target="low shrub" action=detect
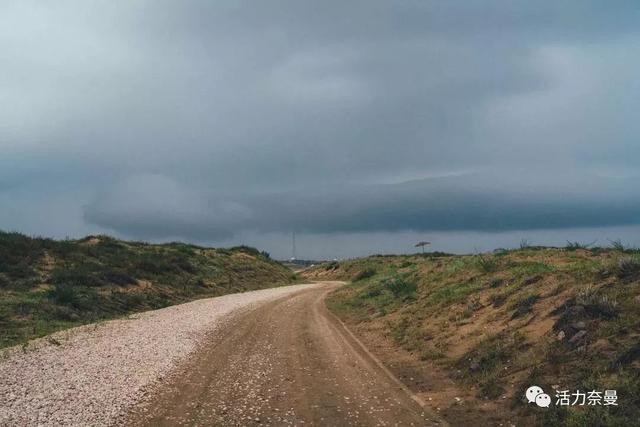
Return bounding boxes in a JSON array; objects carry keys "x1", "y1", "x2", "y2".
[
  {"x1": 359, "y1": 283, "x2": 384, "y2": 298},
  {"x1": 479, "y1": 374, "x2": 505, "y2": 399},
  {"x1": 353, "y1": 268, "x2": 376, "y2": 281},
  {"x1": 429, "y1": 281, "x2": 484, "y2": 305},
  {"x1": 615, "y1": 256, "x2": 640, "y2": 281},
  {"x1": 511, "y1": 295, "x2": 540, "y2": 319},
  {"x1": 0, "y1": 231, "x2": 44, "y2": 279},
  {"x1": 47, "y1": 284, "x2": 80, "y2": 306},
  {"x1": 489, "y1": 293, "x2": 507, "y2": 308},
  {"x1": 576, "y1": 286, "x2": 619, "y2": 319},
  {"x1": 565, "y1": 241, "x2": 594, "y2": 251},
  {"x1": 609, "y1": 239, "x2": 626, "y2": 252},
  {"x1": 458, "y1": 331, "x2": 527, "y2": 378},
  {"x1": 324, "y1": 261, "x2": 339, "y2": 270},
  {"x1": 466, "y1": 296, "x2": 482, "y2": 312},
  {"x1": 0, "y1": 262, "x2": 35, "y2": 280},
  {"x1": 51, "y1": 265, "x2": 104, "y2": 287},
  {"x1": 102, "y1": 270, "x2": 137, "y2": 285},
  {"x1": 476, "y1": 254, "x2": 498, "y2": 273},
  {"x1": 135, "y1": 255, "x2": 178, "y2": 275},
  {"x1": 554, "y1": 286, "x2": 619, "y2": 333},
  {"x1": 383, "y1": 276, "x2": 417, "y2": 298}
]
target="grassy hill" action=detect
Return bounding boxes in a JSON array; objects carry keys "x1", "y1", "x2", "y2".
[
  {"x1": 304, "y1": 246, "x2": 640, "y2": 426},
  {"x1": 0, "y1": 231, "x2": 295, "y2": 349}
]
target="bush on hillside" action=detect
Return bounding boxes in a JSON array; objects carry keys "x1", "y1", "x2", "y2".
[
  {"x1": 102, "y1": 270, "x2": 137, "y2": 285},
  {"x1": 353, "y1": 268, "x2": 376, "y2": 281},
  {"x1": 615, "y1": 257, "x2": 640, "y2": 281},
  {"x1": 47, "y1": 284, "x2": 80, "y2": 306},
  {"x1": 0, "y1": 231, "x2": 43, "y2": 279},
  {"x1": 51, "y1": 265, "x2": 105, "y2": 287},
  {"x1": 384, "y1": 276, "x2": 417, "y2": 298},
  {"x1": 476, "y1": 254, "x2": 498, "y2": 273}
]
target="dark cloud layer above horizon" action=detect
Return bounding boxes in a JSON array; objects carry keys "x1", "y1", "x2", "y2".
[
  {"x1": 2, "y1": 1, "x2": 640, "y2": 256},
  {"x1": 83, "y1": 171, "x2": 640, "y2": 240}
]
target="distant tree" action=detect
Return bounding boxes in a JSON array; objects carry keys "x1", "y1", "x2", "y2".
[{"x1": 415, "y1": 241, "x2": 431, "y2": 253}]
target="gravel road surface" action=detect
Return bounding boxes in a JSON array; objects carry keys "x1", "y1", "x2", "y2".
[
  {"x1": 127, "y1": 282, "x2": 442, "y2": 426},
  {"x1": 0, "y1": 283, "x2": 315, "y2": 426},
  {"x1": 1, "y1": 282, "x2": 443, "y2": 426}
]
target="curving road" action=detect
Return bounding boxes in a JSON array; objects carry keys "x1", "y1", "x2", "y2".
[{"x1": 127, "y1": 282, "x2": 443, "y2": 426}]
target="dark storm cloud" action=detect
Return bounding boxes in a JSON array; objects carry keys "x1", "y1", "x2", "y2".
[
  {"x1": 2, "y1": 1, "x2": 640, "y2": 250},
  {"x1": 84, "y1": 170, "x2": 640, "y2": 240}
]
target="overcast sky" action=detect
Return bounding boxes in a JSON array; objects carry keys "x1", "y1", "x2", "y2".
[{"x1": 2, "y1": 1, "x2": 640, "y2": 258}]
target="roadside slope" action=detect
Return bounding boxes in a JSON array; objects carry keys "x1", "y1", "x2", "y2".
[
  {"x1": 0, "y1": 283, "x2": 314, "y2": 426},
  {"x1": 304, "y1": 248, "x2": 640, "y2": 426},
  {"x1": 0, "y1": 231, "x2": 294, "y2": 348}
]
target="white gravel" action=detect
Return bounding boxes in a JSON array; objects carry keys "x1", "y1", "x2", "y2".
[{"x1": 0, "y1": 283, "x2": 316, "y2": 426}]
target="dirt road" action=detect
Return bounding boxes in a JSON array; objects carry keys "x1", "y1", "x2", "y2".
[{"x1": 128, "y1": 282, "x2": 443, "y2": 426}]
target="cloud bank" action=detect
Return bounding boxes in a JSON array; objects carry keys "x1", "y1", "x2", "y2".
[{"x1": 2, "y1": 1, "x2": 640, "y2": 255}]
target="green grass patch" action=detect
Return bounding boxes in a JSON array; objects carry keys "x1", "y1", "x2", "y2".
[
  {"x1": 383, "y1": 276, "x2": 417, "y2": 298},
  {"x1": 353, "y1": 268, "x2": 377, "y2": 282},
  {"x1": 475, "y1": 254, "x2": 498, "y2": 273},
  {"x1": 427, "y1": 281, "x2": 484, "y2": 305},
  {"x1": 508, "y1": 261, "x2": 554, "y2": 277}
]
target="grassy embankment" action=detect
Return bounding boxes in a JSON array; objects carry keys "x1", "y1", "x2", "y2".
[
  {"x1": 0, "y1": 231, "x2": 295, "y2": 349},
  {"x1": 305, "y1": 244, "x2": 640, "y2": 426}
]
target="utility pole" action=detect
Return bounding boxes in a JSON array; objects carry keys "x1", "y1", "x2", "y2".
[{"x1": 291, "y1": 231, "x2": 297, "y2": 261}]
